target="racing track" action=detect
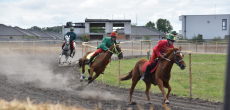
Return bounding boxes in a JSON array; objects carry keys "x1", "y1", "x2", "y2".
[{"x1": 0, "y1": 54, "x2": 223, "y2": 110}]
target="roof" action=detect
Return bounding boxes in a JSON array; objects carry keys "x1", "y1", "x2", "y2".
[
  {"x1": 85, "y1": 18, "x2": 131, "y2": 22},
  {"x1": 14, "y1": 27, "x2": 38, "y2": 37},
  {"x1": 0, "y1": 24, "x2": 27, "y2": 36},
  {"x1": 130, "y1": 26, "x2": 165, "y2": 36},
  {"x1": 29, "y1": 30, "x2": 53, "y2": 38},
  {"x1": 181, "y1": 14, "x2": 230, "y2": 16}
]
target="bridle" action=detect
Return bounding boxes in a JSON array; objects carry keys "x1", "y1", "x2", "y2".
[
  {"x1": 108, "y1": 44, "x2": 122, "y2": 58},
  {"x1": 163, "y1": 50, "x2": 184, "y2": 66},
  {"x1": 159, "y1": 50, "x2": 184, "y2": 79}
]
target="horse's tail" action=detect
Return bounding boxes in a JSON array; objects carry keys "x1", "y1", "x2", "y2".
[
  {"x1": 78, "y1": 58, "x2": 82, "y2": 67},
  {"x1": 120, "y1": 70, "x2": 133, "y2": 81}
]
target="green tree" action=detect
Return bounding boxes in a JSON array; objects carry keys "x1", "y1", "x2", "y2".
[
  {"x1": 144, "y1": 35, "x2": 151, "y2": 40},
  {"x1": 192, "y1": 34, "x2": 204, "y2": 42},
  {"x1": 156, "y1": 19, "x2": 173, "y2": 33},
  {"x1": 212, "y1": 36, "x2": 222, "y2": 41},
  {"x1": 81, "y1": 35, "x2": 90, "y2": 42},
  {"x1": 145, "y1": 21, "x2": 156, "y2": 29}
]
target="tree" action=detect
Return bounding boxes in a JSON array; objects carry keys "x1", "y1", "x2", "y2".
[
  {"x1": 212, "y1": 36, "x2": 222, "y2": 41},
  {"x1": 144, "y1": 35, "x2": 151, "y2": 40},
  {"x1": 145, "y1": 21, "x2": 156, "y2": 29},
  {"x1": 156, "y1": 19, "x2": 173, "y2": 33},
  {"x1": 192, "y1": 34, "x2": 204, "y2": 42}
]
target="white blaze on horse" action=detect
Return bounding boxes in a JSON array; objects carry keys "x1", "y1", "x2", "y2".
[{"x1": 59, "y1": 35, "x2": 76, "y2": 64}]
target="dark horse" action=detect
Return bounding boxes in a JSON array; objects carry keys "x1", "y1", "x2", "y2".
[
  {"x1": 78, "y1": 42, "x2": 123, "y2": 84},
  {"x1": 120, "y1": 46, "x2": 186, "y2": 104}
]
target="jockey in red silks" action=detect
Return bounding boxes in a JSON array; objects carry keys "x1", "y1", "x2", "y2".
[
  {"x1": 88, "y1": 31, "x2": 117, "y2": 67},
  {"x1": 141, "y1": 32, "x2": 177, "y2": 81},
  {"x1": 62, "y1": 27, "x2": 77, "y2": 57}
]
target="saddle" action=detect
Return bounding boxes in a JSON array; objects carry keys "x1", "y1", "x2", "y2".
[
  {"x1": 141, "y1": 59, "x2": 159, "y2": 73},
  {"x1": 85, "y1": 52, "x2": 101, "y2": 64}
]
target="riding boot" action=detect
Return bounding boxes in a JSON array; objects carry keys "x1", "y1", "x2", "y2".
[
  {"x1": 70, "y1": 49, "x2": 73, "y2": 57},
  {"x1": 141, "y1": 65, "x2": 151, "y2": 81},
  {"x1": 88, "y1": 57, "x2": 93, "y2": 67}
]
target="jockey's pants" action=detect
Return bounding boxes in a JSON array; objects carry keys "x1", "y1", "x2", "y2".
[
  {"x1": 91, "y1": 48, "x2": 110, "y2": 66},
  {"x1": 62, "y1": 42, "x2": 74, "y2": 52}
]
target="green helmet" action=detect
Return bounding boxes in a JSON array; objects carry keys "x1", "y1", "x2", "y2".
[
  {"x1": 70, "y1": 27, "x2": 74, "y2": 31},
  {"x1": 167, "y1": 32, "x2": 176, "y2": 41}
]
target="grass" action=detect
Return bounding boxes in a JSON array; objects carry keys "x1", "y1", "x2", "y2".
[{"x1": 80, "y1": 54, "x2": 226, "y2": 102}]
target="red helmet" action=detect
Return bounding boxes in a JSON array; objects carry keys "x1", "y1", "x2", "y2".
[{"x1": 111, "y1": 31, "x2": 118, "y2": 37}]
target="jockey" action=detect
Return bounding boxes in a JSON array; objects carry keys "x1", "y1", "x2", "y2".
[
  {"x1": 141, "y1": 31, "x2": 177, "y2": 81},
  {"x1": 88, "y1": 31, "x2": 117, "y2": 67},
  {"x1": 62, "y1": 27, "x2": 77, "y2": 56}
]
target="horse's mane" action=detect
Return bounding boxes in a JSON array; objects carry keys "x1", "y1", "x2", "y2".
[{"x1": 164, "y1": 47, "x2": 179, "y2": 58}]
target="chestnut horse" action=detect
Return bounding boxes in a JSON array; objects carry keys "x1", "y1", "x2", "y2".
[
  {"x1": 78, "y1": 43, "x2": 123, "y2": 84},
  {"x1": 120, "y1": 46, "x2": 186, "y2": 104}
]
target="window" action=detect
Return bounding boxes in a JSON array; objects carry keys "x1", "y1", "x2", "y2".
[{"x1": 222, "y1": 19, "x2": 227, "y2": 30}]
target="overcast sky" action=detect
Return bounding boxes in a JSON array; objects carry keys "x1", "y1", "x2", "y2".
[{"x1": 0, "y1": 0, "x2": 229, "y2": 32}]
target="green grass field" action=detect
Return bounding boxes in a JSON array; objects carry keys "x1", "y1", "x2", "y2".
[{"x1": 80, "y1": 54, "x2": 226, "y2": 102}]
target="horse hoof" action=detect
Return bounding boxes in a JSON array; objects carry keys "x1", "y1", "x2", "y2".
[
  {"x1": 88, "y1": 77, "x2": 92, "y2": 80},
  {"x1": 129, "y1": 102, "x2": 136, "y2": 105},
  {"x1": 147, "y1": 101, "x2": 152, "y2": 104},
  {"x1": 165, "y1": 100, "x2": 170, "y2": 104}
]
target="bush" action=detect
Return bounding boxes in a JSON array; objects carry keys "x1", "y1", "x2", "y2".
[
  {"x1": 144, "y1": 35, "x2": 151, "y2": 40},
  {"x1": 212, "y1": 36, "x2": 222, "y2": 41},
  {"x1": 81, "y1": 35, "x2": 90, "y2": 42},
  {"x1": 192, "y1": 34, "x2": 204, "y2": 42}
]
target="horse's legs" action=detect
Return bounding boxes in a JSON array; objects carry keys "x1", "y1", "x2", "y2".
[
  {"x1": 145, "y1": 82, "x2": 152, "y2": 103},
  {"x1": 88, "y1": 72, "x2": 100, "y2": 84},
  {"x1": 129, "y1": 73, "x2": 140, "y2": 104},
  {"x1": 165, "y1": 83, "x2": 171, "y2": 100},
  {"x1": 80, "y1": 59, "x2": 86, "y2": 80},
  {"x1": 88, "y1": 68, "x2": 94, "y2": 81},
  {"x1": 157, "y1": 79, "x2": 168, "y2": 103}
]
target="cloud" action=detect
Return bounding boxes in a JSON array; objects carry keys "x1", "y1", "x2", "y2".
[{"x1": 0, "y1": 0, "x2": 229, "y2": 32}]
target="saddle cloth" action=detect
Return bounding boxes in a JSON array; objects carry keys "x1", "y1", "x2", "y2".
[
  {"x1": 86, "y1": 52, "x2": 110, "y2": 65},
  {"x1": 141, "y1": 61, "x2": 159, "y2": 73}
]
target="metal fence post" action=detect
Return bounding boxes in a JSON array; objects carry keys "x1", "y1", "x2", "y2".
[
  {"x1": 216, "y1": 41, "x2": 218, "y2": 53},
  {"x1": 203, "y1": 42, "x2": 205, "y2": 52},
  {"x1": 49, "y1": 40, "x2": 50, "y2": 53},
  {"x1": 206, "y1": 41, "x2": 207, "y2": 53}
]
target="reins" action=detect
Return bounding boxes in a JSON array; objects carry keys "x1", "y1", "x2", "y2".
[
  {"x1": 160, "y1": 50, "x2": 184, "y2": 79},
  {"x1": 108, "y1": 44, "x2": 122, "y2": 57}
]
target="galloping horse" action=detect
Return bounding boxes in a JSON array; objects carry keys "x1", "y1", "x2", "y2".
[
  {"x1": 59, "y1": 35, "x2": 75, "y2": 64},
  {"x1": 78, "y1": 42, "x2": 123, "y2": 84},
  {"x1": 120, "y1": 46, "x2": 186, "y2": 104}
]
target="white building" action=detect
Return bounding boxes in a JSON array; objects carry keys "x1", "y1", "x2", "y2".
[{"x1": 179, "y1": 14, "x2": 230, "y2": 39}]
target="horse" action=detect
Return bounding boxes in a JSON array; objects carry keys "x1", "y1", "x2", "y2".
[
  {"x1": 59, "y1": 35, "x2": 75, "y2": 64},
  {"x1": 119, "y1": 46, "x2": 186, "y2": 104},
  {"x1": 78, "y1": 42, "x2": 123, "y2": 84}
]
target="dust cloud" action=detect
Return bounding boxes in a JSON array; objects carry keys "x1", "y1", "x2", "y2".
[{"x1": 0, "y1": 53, "x2": 73, "y2": 90}]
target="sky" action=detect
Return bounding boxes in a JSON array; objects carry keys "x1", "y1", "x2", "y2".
[{"x1": 0, "y1": 0, "x2": 229, "y2": 32}]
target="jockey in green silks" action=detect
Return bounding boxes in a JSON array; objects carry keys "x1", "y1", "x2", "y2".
[{"x1": 88, "y1": 31, "x2": 118, "y2": 67}]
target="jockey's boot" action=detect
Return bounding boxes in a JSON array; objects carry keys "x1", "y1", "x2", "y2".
[
  {"x1": 88, "y1": 57, "x2": 93, "y2": 67},
  {"x1": 141, "y1": 64, "x2": 151, "y2": 81},
  {"x1": 70, "y1": 49, "x2": 73, "y2": 57}
]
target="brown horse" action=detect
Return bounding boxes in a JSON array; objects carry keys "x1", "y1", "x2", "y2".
[
  {"x1": 120, "y1": 46, "x2": 186, "y2": 104},
  {"x1": 78, "y1": 42, "x2": 123, "y2": 84}
]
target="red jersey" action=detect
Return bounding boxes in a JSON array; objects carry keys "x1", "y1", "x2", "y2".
[{"x1": 153, "y1": 40, "x2": 174, "y2": 57}]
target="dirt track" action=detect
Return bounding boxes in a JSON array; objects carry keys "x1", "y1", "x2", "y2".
[{"x1": 0, "y1": 54, "x2": 223, "y2": 110}]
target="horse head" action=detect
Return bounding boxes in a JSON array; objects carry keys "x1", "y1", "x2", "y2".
[
  {"x1": 65, "y1": 35, "x2": 70, "y2": 45},
  {"x1": 173, "y1": 46, "x2": 186, "y2": 70},
  {"x1": 109, "y1": 42, "x2": 123, "y2": 59}
]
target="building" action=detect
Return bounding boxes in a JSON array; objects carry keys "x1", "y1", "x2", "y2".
[
  {"x1": 0, "y1": 24, "x2": 62, "y2": 40},
  {"x1": 129, "y1": 26, "x2": 165, "y2": 40},
  {"x1": 0, "y1": 24, "x2": 27, "y2": 41},
  {"x1": 62, "y1": 18, "x2": 131, "y2": 40},
  {"x1": 179, "y1": 14, "x2": 230, "y2": 39}
]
